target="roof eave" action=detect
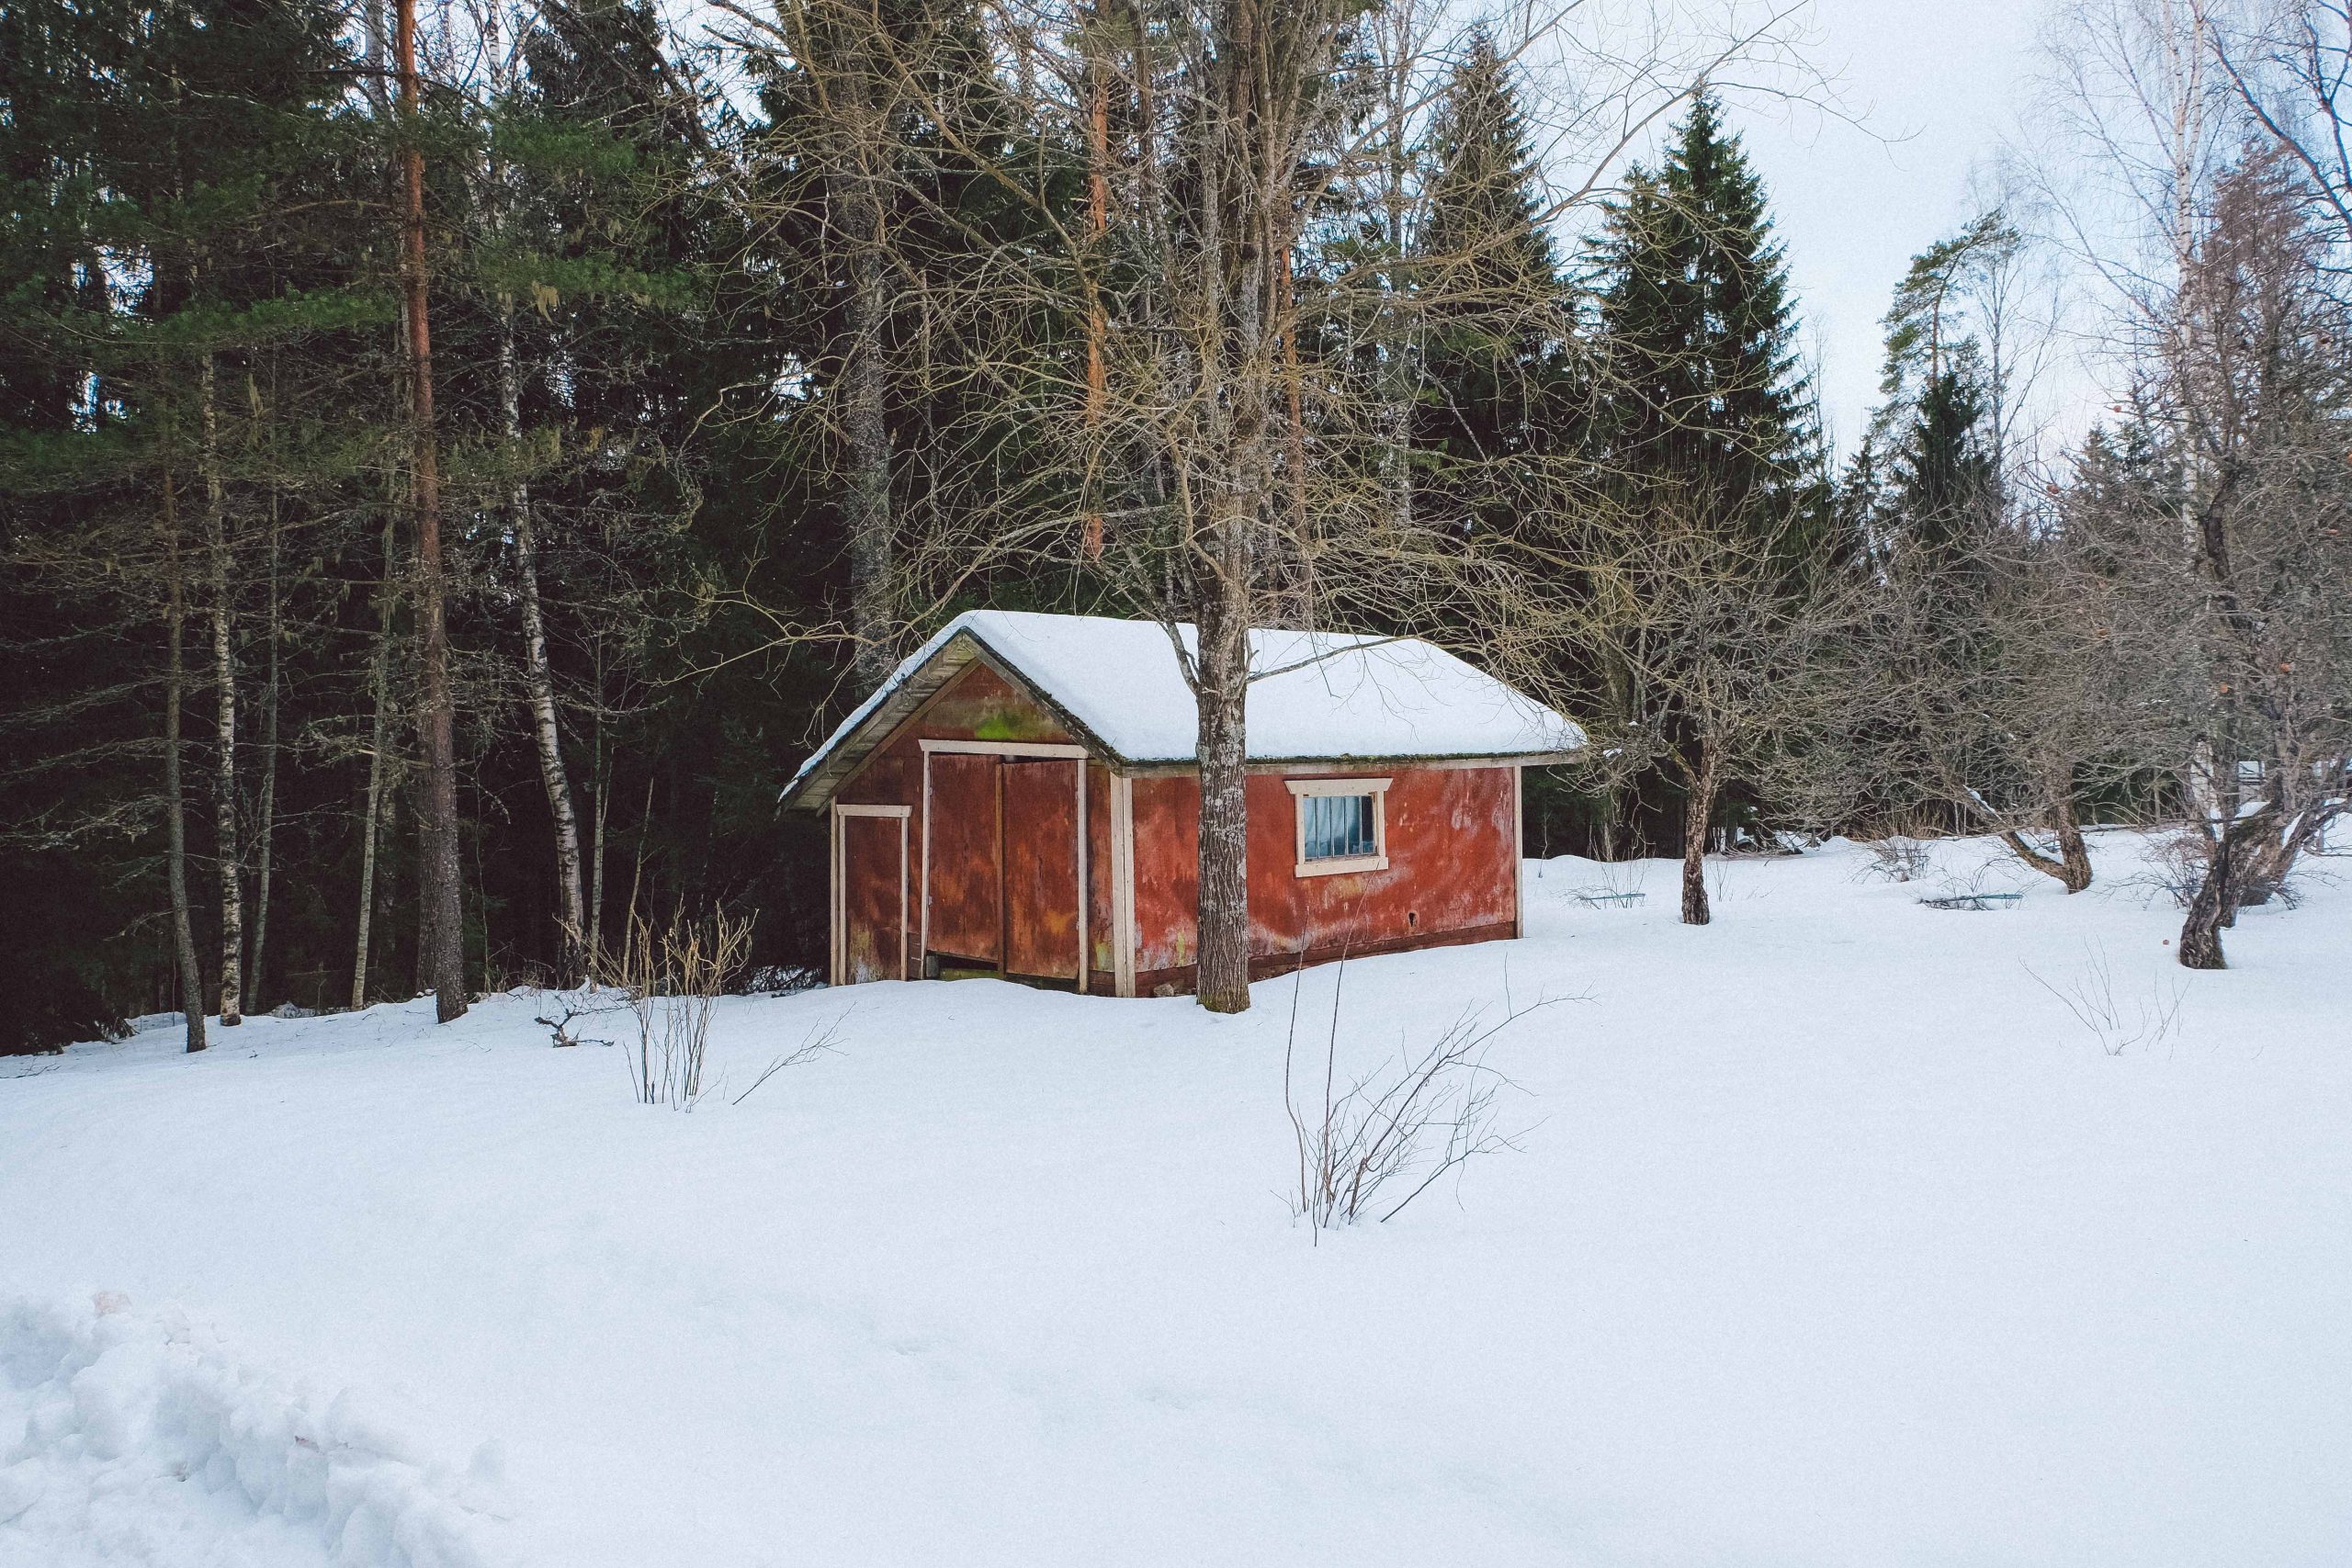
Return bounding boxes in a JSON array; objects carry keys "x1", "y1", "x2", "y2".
[{"x1": 779, "y1": 626, "x2": 1135, "y2": 814}]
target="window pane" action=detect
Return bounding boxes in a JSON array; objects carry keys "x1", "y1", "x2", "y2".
[{"x1": 1303, "y1": 793, "x2": 1375, "y2": 861}]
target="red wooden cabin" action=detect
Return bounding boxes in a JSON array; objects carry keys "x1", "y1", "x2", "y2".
[{"x1": 781, "y1": 613, "x2": 1583, "y2": 996}]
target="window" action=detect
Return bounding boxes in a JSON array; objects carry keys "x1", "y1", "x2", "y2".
[
  {"x1": 1288, "y1": 776, "x2": 1390, "y2": 876},
  {"x1": 1302, "y1": 793, "x2": 1376, "y2": 860}
]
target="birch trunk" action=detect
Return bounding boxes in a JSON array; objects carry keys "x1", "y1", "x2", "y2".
[
  {"x1": 397, "y1": 0, "x2": 468, "y2": 1022},
  {"x1": 163, "y1": 473, "x2": 209, "y2": 1054},
  {"x1": 202, "y1": 354, "x2": 243, "y2": 1026},
  {"x1": 501, "y1": 310, "x2": 587, "y2": 978},
  {"x1": 352, "y1": 630, "x2": 391, "y2": 1010}
]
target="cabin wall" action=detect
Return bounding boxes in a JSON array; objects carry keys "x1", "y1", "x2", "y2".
[
  {"x1": 834, "y1": 660, "x2": 1112, "y2": 987},
  {"x1": 1128, "y1": 763, "x2": 1520, "y2": 995},
  {"x1": 828, "y1": 660, "x2": 1524, "y2": 995}
]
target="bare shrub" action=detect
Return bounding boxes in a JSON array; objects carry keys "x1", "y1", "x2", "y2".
[
  {"x1": 1283, "y1": 962, "x2": 1566, "y2": 1240},
  {"x1": 560, "y1": 910, "x2": 757, "y2": 1108},
  {"x1": 2024, "y1": 942, "x2": 2188, "y2": 1055},
  {"x1": 1857, "y1": 836, "x2": 1933, "y2": 884},
  {"x1": 729, "y1": 1014, "x2": 844, "y2": 1106},
  {"x1": 2129, "y1": 830, "x2": 2210, "y2": 910},
  {"x1": 535, "y1": 992, "x2": 620, "y2": 1050},
  {"x1": 1566, "y1": 858, "x2": 1647, "y2": 907}
]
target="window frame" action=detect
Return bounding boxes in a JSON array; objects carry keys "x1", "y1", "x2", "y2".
[{"x1": 1287, "y1": 775, "x2": 1391, "y2": 877}]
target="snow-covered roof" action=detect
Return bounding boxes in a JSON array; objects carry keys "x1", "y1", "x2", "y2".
[{"x1": 784, "y1": 611, "x2": 1583, "y2": 808}]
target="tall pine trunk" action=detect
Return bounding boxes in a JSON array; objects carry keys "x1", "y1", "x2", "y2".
[
  {"x1": 501, "y1": 310, "x2": 587, "y2": 979},
  {"x1": 162, "y1": 472, "x2": 208, "y2": 1054},
  {"x1": 397, "y1": 0, "x2": 468, "y2": 1022},
  {"x1": 202, "y1": 354, "x2": 243, "y2": 1026}
]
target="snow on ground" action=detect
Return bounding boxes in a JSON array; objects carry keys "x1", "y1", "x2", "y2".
[{"x1": 4, "y1": 831, "x2": 2348, "y2": 1567}]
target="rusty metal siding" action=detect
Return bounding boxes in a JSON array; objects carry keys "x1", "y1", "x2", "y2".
[{"x1": 1128, "y1": 764, "x2": 1519, "y2": 990}]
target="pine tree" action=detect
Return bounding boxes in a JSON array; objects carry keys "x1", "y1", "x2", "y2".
[
  {"x1": 1856, "y1": 210, "x2": 2018, "y2": 559},
  {"x1": 1592, "y1": 90, "x2": 1817, "y2": 544},
  {"x1": 1412, "y1": 30, "x2": 1573, "y2": 541}
]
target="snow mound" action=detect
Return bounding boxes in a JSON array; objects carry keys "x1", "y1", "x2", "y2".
[{"x1": 0, "y1": 1294, "x2": 507, "y2": 1568}]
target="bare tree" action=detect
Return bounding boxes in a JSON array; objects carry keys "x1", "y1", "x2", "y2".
[
  {"x1": 711, "y1": 0, "x2": 1822, "y2": 1006},
  {"x1": 2211, "y1": 0, "x2": 2352, "y2": 244},
  {"x1": 1537, "y1": 496, "x2": 1863, "y2": 925},
  {"x1": 2072, "y1": 153, "x2": 2352, "y2": 964}
]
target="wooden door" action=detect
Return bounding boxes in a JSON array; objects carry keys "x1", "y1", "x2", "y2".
[
  {"x1": 1001, "y1": 759, "x2": 1081, "y2": 980},
  {"x1": 833, "y1": 807, "x2": 908, "y2": 984},
  {"x1": 925, "y1": 752, "x2": 1001, "y2": 964}
]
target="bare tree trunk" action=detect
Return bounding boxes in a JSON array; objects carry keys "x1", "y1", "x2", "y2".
[
  {"x1": 1193, "y1": 604, "x2": 1253, "y2": 1011},
  {"x1": 1679, "y1": 742, "x2": 1718, "y2": 927},
  {"x1": 2236, "y1": 781, "x2": 2337, "y2": 907},
  {"x1": 2177, "y1": 834, "x2": 2235, "y2": 969},
  {"x1": 162, "y1": 472, "x2": 208, "y2": 1054},
  {"x1": 1276, "y1": 246, "x2": 1314, "y2": 622},
  {"x1": 588, "y1": 685, "x2": 609, "y2": 964},
  {"x1": 1375, "y1": 19, "x2": 1415, "y2": 541},
  {"x1": 248, "y1": 488, "x2": 281, "y2": 1009},
  {"x1": 501, "y1": 310, "x2": 587, "y2": 979},
  {"x1": 2178, "y1": 799, "x2": 2276, "y2": 969},
  {"x1": 202, "y1": 355, "x2": 243, "y2": 1026},
  {"x1": 2000, "y1": 785, "x2": 2093, "y2": 893},
  {"x1": 837, "y1": 105, "x2": 896, "y2": 696},
  {"x1": 398, "y1": 0, "x2": 468, "y2": 1022},
  {"x1": 1080, "y1": 2, "x2": 1110, "y2": 560}
]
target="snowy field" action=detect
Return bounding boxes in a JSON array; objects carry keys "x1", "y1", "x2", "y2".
[{"x1": 4, "y1": 832, "x2": 2348, "y2": 1568}]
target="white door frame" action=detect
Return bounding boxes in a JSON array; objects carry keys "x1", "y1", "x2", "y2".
[
  {"x1": 916, "y1": 740, "x2": 1091, "y2": 990},
  {"x1": 831, "y1": 803, "x2": 910, "y2": 986}
]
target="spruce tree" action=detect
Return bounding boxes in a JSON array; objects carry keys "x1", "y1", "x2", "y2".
[
  {"x1": 1592, "y1": 89, "x2": 1817, "y2": 541},
  {"x1": 1413, "y1": 30, "x2": 1573, "y2": 539},
  {"x1": 1577, "y1": 90, "x2": 1826, "y2": 885}
]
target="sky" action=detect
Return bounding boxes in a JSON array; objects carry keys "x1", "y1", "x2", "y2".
[{"x1": 1728, "y1": 0, "x2": 2065, "y2": 459}]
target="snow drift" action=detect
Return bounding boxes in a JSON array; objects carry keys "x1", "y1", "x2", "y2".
[{"x1": 0, "y1": 1294, "x2": 506, "y2": 1568}]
